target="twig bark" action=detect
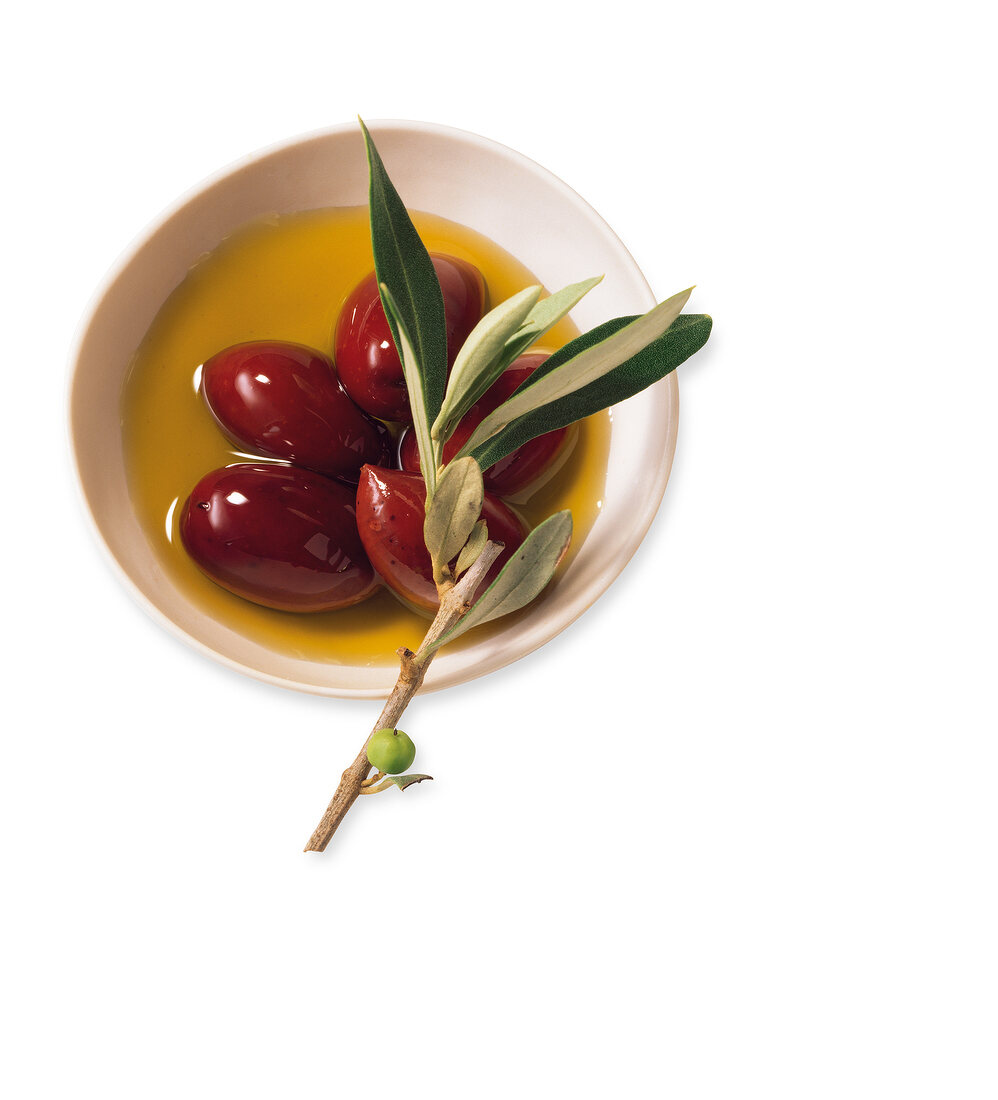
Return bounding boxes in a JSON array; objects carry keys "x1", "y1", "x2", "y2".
[{"x1": 303, "y1": 541, "x2": 505, "y2": 853}]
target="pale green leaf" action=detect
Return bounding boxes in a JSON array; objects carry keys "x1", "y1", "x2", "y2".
[
  {"x1": 454, "y1": 519, "x2": 488, "y2": 578},
  {"x1": 426, "y1": 511, "x2": 573, "y2": 652},
  {"x1": 471, "y1": 312, "x2": 712, "y2": 470},
  {"x1": 423, "y1": 457, "x2": 484, "y2": 576},
  {"x1": 486, "y1": 276, "x2": 604, "y2": 382},
  {"x1": 432, "y1": 286, "x2": 541, "y2": 443},
  {"x1": 433, "y1": 278, "x2": 602, "y2": 445},
  {"x1": 387, "y1": 773, "x2": 433, "y2": 791},
  {"x1": 458, "y1": 287, "x2": 693, "y2": 459},
  {"x1": 506, "y1": 276, "x2": 603, "y2": 358}
]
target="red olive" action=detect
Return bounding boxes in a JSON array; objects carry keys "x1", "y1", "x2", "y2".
[
  {"x1": 399, "y1": 353, "x2": 569, "y2": 496},
  {"x1": 334, "y1": 254, "x2": 486, "y2": 422},
  {"x1": 355, "y1": 466, "x2": 526, "y2": 612},
  {"x1": 180, "y1": 463, "x2": 378, "y2": 612},
  {"x1": 200, "y1": 341, "x2": 391, "y2": 482}
]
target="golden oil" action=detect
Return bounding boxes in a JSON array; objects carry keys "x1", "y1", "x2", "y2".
[{"x1": 122, "y1": 207, "x2": 609, "y2": 666}]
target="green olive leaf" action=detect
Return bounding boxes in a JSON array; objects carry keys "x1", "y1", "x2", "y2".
[
  {"x1": 500, "y1": 275, "x2": 603, "y2": 366},
  {"x1": 426, "y1": 510, "x2": 573, "y2": 652},
  {"x1": 387, "y1": 773, "x2": 433, "y2": 791},
  {"x1": 454, "y1": 519, "x2": 488, "y2": 578},
  {"x1": 433, "y1": 277, "x2": 603, "y2": 446},
  {"x1": 424, "y1": 457, "x2": 484, "y2": 578},
  {"x1": 379, "y1": 284, "x2": 439, "y2": 498},
  {"x1": 456, "y1": 286, "x2": 694, "y2": 460},
  {"x1": 471, "y1": 312, "x2": 713, "y2": 470},
  {"x1": 360, "y1": 118, "x2": 447, "y2": 447},
  {"x1": 432, "y1": 286, "x2": 542, "y2": 443},
  {"x1": 362, "y1": 773, "x2": 435, "y2": 795}
]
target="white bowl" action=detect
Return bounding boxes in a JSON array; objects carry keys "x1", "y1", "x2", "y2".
[{"x1": 69, "y1": 121, "x2": 677, "y2": 698}]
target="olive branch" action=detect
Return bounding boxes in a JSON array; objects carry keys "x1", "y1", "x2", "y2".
[{"x1": 304, "y1": 120, "x2": 711, "y2": 851}]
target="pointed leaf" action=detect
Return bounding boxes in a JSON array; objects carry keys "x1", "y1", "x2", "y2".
[
  {"x1": 380, "y1": 284, "x2": 439, "y2": 498},
  {"x1": 454, "y1": 519, "x2": 488, "y2": 578},
  {"x1": 484, "y1": 275, "x2": 605, "y2": 385},
  {"x1": 458, "y1": 287, "x2": 693, "y2": 458},
  {"x1": 432, "y1": 286, "x2": 542, "y2": 442},
  {"x1": 426, "y1": 511, "x2": 573, "y2": 652},
  {"x1": 387, "y1": 773, "x2": 433, "y2": 791},
  {"x1": 508, "y1": 276, "x2": 603, "y2": 355},
  {"x1": 360, "y1": 119, "x2": 448, "y2": 428},
  {"x1": 471, "y1": 312, "x2": 712, "y2": 470},
  {"x1": 424, "y1": 457, "x2": 484, "y2": 573}
]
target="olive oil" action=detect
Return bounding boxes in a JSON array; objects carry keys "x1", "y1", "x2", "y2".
[{"x1": 122, "y1": 207, "x2": 609, "y2": 666}]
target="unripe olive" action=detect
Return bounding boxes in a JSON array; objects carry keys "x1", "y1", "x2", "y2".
[{"x1": 366, "y1": 728, "x2": 416, "y2": 775}]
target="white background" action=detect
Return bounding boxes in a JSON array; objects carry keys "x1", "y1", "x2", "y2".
[{"x1": 3, "y1": 2, "x2": 995, "y2": 1097}]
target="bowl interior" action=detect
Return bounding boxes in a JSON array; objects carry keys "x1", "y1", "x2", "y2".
[{"x1": 69, "y1": 121, "x2": 676, "y2": 698}]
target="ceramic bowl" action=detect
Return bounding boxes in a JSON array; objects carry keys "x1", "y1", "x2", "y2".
[{"x1": 69, "y1": 120, "x2": 677, "y2": 698}]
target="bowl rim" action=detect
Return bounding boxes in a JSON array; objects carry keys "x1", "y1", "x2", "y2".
[{"x1": 68, "y1": 119, "x2": 678, "y2": 698}]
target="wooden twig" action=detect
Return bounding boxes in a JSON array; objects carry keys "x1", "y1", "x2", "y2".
[{"x1": 303, "y1": 541, "x2": 504, "y2": 852}]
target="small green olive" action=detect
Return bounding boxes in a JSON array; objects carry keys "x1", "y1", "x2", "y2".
[{"x1": 366, "y1": 728, "x2": 416, "y2": 775}]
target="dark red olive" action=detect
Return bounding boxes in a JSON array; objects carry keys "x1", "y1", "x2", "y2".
[
  {"x1": 200, "y1": 341, "x2": 392, "y2": 482},
  {"x1": 180, "y1": 463, "x2": 378, "y2": 612},
  {"x1": 355, "y1": 466, "x2": 526, "y2": 612},
  {"x1": 399, "y1": 353, "x2": 570, "y2": 496},
  {"x1": 334, "y1": 254, "x2": 486, "y2": 422}
]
